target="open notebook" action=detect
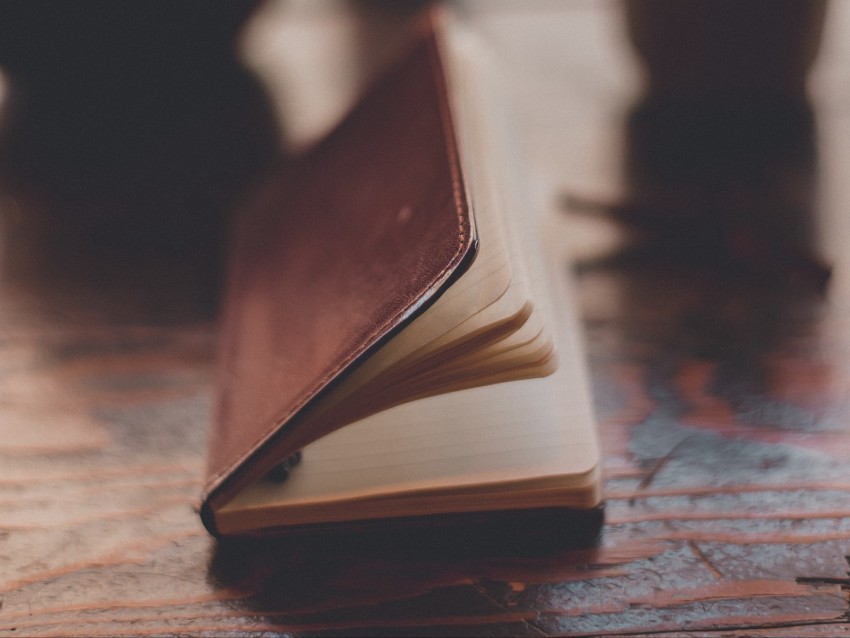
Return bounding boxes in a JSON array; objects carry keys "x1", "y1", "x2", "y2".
[{"x1": 201, "y1": 11, "x2": 602, "y2": 537}]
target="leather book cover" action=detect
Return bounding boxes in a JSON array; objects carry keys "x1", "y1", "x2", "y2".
[{"x1": 202, "y1": 15, "x2": 477, "y2": 521}]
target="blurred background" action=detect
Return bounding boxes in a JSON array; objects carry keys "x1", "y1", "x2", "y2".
[{"x1": 0, "y1": 0, "x2": 846, "y2": 316}]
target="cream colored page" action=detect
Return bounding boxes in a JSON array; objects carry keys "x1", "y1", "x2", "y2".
[
  {"x1": 221, "y1": 357, "x2": 598, "y2": 516},
  {"x1": 394, "y1": 312, "x2": 552, "y2": 390},
  {"x1": 477, "y1": 8, "x2": 601, "y2": 478}
]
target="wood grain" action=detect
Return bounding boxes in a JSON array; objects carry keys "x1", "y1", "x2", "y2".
[{"x1": 3, "y1": 1, "x2": 850, "y2": 636}]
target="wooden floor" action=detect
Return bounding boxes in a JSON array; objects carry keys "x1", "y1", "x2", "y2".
[{"x1": 3, "y1": 1, "x2": 850, "y2": 636}]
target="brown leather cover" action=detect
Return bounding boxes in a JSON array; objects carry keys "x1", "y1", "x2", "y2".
[{"x1": 202, "y1": 17, "x2": 476, "y2": 521}]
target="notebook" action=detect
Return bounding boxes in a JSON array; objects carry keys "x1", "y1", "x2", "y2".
[{"x1": 201, "y1": 10, "x2": 602, "y2": 538}]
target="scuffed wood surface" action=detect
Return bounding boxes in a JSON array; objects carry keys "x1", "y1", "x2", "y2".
[{"x1": 4, "y1": 1, "x2": 850, "y2": 636}]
